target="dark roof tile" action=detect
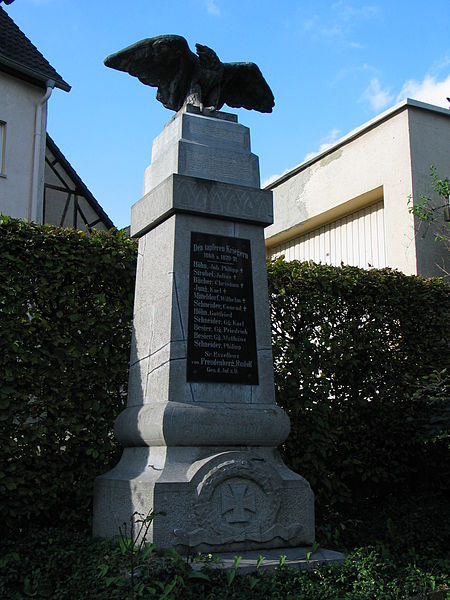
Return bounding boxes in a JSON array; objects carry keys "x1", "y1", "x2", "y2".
[{"x1": 0, "y1": 6, "x2": 70, "y2": 91}]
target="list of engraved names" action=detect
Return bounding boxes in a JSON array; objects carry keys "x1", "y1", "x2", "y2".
[{"x1": 187, "y1": 232, "x2": 258, "y2": 384}]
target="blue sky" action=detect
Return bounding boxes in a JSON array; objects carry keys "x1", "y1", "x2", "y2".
[{"x1": 5, "y1": 0, "x2": 450, "y2": 228}]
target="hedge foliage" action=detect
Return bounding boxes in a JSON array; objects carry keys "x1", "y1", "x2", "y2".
[
  {"x1": 267, "y1": 258, "x2": 450, "y2": 518},
  {"x1": 2, "y1": 525, "x2": 449, "y2": 599},
  {"x1": 1, "y1": 216, "x2": 449, "y2": 536},
  {"x1": 0, "y1": 216, "x2": 137, "y2": 533}
]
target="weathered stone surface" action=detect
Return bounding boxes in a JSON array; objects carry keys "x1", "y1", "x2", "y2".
[
  {"x1": 93, "y1": 108, "x2": 315, "y2": 552},
  {"x1": 114, "y1": 402, "x2": 290, "y2": 447},
  {"x1": 94, "y1": 448, "x2": 314, "y2": 552},
  {"x1": 127, "y1": 212, "x2": 277, "y2": 411},
  {"x1": 142, "y1": 107, "x2": 261, "y2": 194},
  {"x1": 133, "y1": 175, "x2": 273, "y2": 238}
]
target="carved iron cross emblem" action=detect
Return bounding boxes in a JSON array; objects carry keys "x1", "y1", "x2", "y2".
[{"x1": 220, "y1": 480, "x2": 256, "y2": 524}]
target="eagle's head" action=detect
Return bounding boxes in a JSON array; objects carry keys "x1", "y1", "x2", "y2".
[{"x1": 195, "y1": 44, "x2": 221, "y2": 70}]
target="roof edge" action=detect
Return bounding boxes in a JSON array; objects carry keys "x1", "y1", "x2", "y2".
[
  {"x1": 266, "y1": 98, "x2": 450, "y2": 190},
  {"x1": 0, "y1": 53, "x2": 71, "y2": 91},
  {"x1": 46, "y1": 134, "x2": 115, "y2": 229}
]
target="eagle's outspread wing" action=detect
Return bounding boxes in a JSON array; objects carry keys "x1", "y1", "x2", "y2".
[
  {"x1": 218, "y1": 62, "x2": 275, "y2": 113},
  {"x1": 104, "y1": 35, "x2": 275, "y2": 114},
  {"x1": 104, "y1": 35, "x2": 197, "y2": 111}
]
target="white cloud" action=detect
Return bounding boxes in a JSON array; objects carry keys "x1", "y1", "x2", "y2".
[
  {"x1": 263, "y1": 128, "x2": 343, "y2": 188},
  {"x1": 331, "y1": 1, "x2": 380, "y2": 23},
  {"x1": 263, "y1": 128, "x2": 344, "y2": 188},
  {"x1": 360, "y1": 78, "x2": 394, "y2": 112},
  {"x1": 262, "y1": 168, "x2": 293, "y2": 188},
  {"x1": 315, "y1": 2, "x2": 380, "y2": 39},
  {"x1": 348, "y1": 41, "x2": 365, "y2": 49},
  {"x1": 396, "y1": 73, "x2": 450, "y2": 108},
  {"x1": 303, "y1": 128, "x2": 342, "y2": 161},
  {"x1": 205, "y1": 0, "x2": 220, "y2": 16},
  {"x1": 331, "y1": 62, "x2": 377, "y2": 87},
  {"x1": 360, "y1": 70, "x2": 450, "y2": 114},
  {"x1": 302, "y1": 16, "x2": 319, "y2": 32}
]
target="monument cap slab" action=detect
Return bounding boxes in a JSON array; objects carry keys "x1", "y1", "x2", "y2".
[{"x1": 143, "y1": 107, "x2": 260, "y2": 193}]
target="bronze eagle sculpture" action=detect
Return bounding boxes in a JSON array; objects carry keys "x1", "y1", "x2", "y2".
[{"x1": 104, "y1": 34, "x2": 274, "y2": 113}]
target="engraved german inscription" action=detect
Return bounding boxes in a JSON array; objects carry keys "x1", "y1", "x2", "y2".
[{"x1": 187, "y1": 232, "x2": 258, "y2": 384}]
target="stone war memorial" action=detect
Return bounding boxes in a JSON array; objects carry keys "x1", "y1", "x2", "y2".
[{"x1": 93, "y1": 34, "x2": 320, "y2": 561}]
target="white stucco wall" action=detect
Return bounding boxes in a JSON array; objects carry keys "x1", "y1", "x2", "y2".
[
  {"x1": 408, "y1": 105, "x2": 450, "y2": 277},
  {"x1": 0, "y1": 71, "x2": 47, "y2": 221},
  {"x1": 265, "y1": 101, "x2": 449, "y2": 276}
]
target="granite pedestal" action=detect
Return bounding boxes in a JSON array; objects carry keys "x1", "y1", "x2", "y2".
[{"x1": 93, "y1": 105, "x2": 315, "y2": 554}]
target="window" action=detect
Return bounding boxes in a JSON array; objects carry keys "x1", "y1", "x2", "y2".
[{"x1": 0, "y1": 121, "x2": 5, "y2": 176}]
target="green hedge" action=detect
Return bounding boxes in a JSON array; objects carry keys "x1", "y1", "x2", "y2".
[
  {"x1": 1, "y1": 217, "x2": 449, "y2": 534},
  {"x1": 267, "y1": 258, "x2": 450, "y2": 517},
  {"x1": 2, "y1": 526, "x2": 449, "y2": 599},
  {"x1": 0, "y1": 216, "x2": 137, "y2": 533}
]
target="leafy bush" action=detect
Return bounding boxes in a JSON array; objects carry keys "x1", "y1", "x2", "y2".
[
  {"x1": 1, "y1": 524, "x2": 449, "y2": 599},
  {"x1": 408, "y1": 165, "x2": 450, "y2": 262},
  {"x1": 410, "y1": 368, "x2": 450, "y2": 446},
  {"x1": 0, "y1": 216, "x2": 137, "y2": 533},
  {"x1": 2, "y1": 217, "x2": 449, "y2": 544},
  {"x1": 267, "y1": 258, "x2": 450, "y2": 517}
]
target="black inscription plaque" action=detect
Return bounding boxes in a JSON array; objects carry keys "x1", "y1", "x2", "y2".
[{"x1": 187, "y1": 231, "x2": 258, "y2": 384}]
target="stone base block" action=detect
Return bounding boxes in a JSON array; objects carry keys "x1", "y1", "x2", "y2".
[
  {"x1": 93, "y1": 446, "x2": 314, "y2": 554},
  {"x1": 193, "y1": 547, "x2": 345, "y2": 573}
]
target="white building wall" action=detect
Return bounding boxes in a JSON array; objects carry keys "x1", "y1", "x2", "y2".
[
  {"x1": 265, "y1": 104, "x2": 417, "y2": 274},
  {"x1": 408, "y1": 106, "x2": 450, "y2": 276},
  {"x1": 0, "y1": 71, "x2": 47, "y2": 221},
  {"x1": 265, "y1": 100, "x2": 450, "y2": 277}
]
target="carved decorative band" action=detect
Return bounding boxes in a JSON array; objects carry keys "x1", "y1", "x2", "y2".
[{"x1": 131, "y1": 174, "x2": 273, "y2": 238}]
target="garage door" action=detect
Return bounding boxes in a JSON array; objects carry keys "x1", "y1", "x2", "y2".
[{"x1": 268, "y1": 201, "x2": 386, "y2": 269}]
